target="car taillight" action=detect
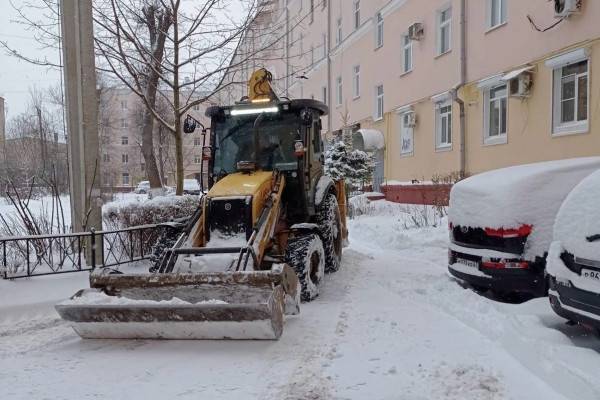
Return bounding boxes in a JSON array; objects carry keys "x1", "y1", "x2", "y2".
[
  {"x1": 481, "y1": 258, "x2": 529, "y2": 269},
  {"x1": 448, "y1": 222, "x2": 454, "y2": 231},
  {"x1": 484, "y1": 224, "x2": 532, "y2": 238}
]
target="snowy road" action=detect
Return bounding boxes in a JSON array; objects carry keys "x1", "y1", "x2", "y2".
[{"x1": 2, "y1": 207, "x2": 600, "y2": 399}]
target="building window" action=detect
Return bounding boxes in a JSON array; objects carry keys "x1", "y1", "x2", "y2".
[
  {"x1": 374, "y1": 84, "x2": 384, "y2": 120},
  {"x1": 193, "y1": 103, "x2": 200, "y2": 111},
  {"x1": 402, "y1": 34, "x2": 412, "y2": 73},
  {"x1": 122, "y1": 173, "x2": 130, "y2": 186},
  {"x1": 352, "y1": 65, "x2": 360, "y2": 98},
  {"x1": 120, "y1": 118, "x2": 128, "y2": 128},
  {"x1": 553, "y1": 59, "x2": 589, "y2": 135},
  {"x1": 121, "y1": 136, "x2": 129, "y2": 145},
  {"x1": 310, "y1": 0, "x2": 314, "y2": 23},
  {"x1": 353, "y1": 0, "x2": 360, "y2": 30},
  {"x1": 141, "y1": 163, "x2": 146, "y2": 172},
  {"x1": 375, "y1": 12, "x2": 383, "y2": 49},
  {"x1": 311, "y1": 45, "x2": 314, "y2": 65},
  {"x1": 400, "y1": 112, "x2": 414, "y2": 156},
  {"x1": 488, "y1": 0, "x2": 507, "y2": 29},
  {"x1": 122, "y1": 154, "x2": 129, "y2": 164},
  {"x1": 322, "y1": 33, "x2": 327, "y2": 59},
  {"x1": 437, "y1": 7, "x2": 452, "y2": 55},
  {"x1": 484, "y1": 84, "x2": 508, "y2": 144},
  {"x1": 322, "y1": 86, "x2": 327, "y2": 105},
  {"x1": 102, "y1": 153, "x2": 110, "y2": 163},
  {"x1": 194, "y1": 155, "x2": 201, "y2": 164},
  {"x1": 322, "y1": 0, "x2": 326, "y2": 9},
  {"x1": 299, "y1": 33, "x2": 304, "y2": 55},
  {"x1": 435, "y1": 101, "x2": 452, "y2": 149},
  {"x1": 194, "y1": 137, "x2": 202, "y2": 146},
  {"x1": 120, "y1": 100, "x2": 127, "y2": 110},
  {"x1": 336, "y1": 77, "x2": 343, "y2": 106},
  {"x1": 336, "y1": 18, "x2": 342, "y2": 45}
]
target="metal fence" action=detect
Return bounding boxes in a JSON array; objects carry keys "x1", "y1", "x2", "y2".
[{"x1": 0, "y1": 224, "x2": 168, "y2": 279}]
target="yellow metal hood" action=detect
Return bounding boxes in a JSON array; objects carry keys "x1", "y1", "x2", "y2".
[{"x1": 207, "y1": 171, "x2": 274, "y2": 198}]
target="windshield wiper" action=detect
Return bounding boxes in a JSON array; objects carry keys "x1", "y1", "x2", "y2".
[{"x1": 587, "y1": 234, "x2": 600, "y2": 243}]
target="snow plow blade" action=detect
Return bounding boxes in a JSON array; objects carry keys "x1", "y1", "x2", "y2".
[{"x1": 55, "y1": 265, "x2": 300, "y2": 340}]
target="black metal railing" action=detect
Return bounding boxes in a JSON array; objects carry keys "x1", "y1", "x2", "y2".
[{"x1": 0, "y1": 224, "x2": 168, "y2": 279}]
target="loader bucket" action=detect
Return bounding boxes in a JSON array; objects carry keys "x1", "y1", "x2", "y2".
[{"x1": 55, "y1": 265, "x2": 300, "y2": 340}]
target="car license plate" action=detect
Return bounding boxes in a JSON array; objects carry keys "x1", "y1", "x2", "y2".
[
  {"x1": 581, "y1": 269, "x2": 600, "y2": 282},
  {"x1": 456, "y1": 258, "x2": 479, "y2": 269}
]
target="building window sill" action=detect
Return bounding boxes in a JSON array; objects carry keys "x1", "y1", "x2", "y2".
[
  {"x1": 373, "y1": 116, "x2": 384, "y2": 122},
  {"x1": 400, "y1": 152, "x2": 414, "y2": 158},
  {"x1": 485, "y1": 22, "x2": 507, "y2": 34},
  {"x1": 435, "y1": 49, "x2": 452, "y2": 59},
  {"x1": 552, "y1": 121, "x2": 589, "y2": 137},
  {"x1": 353, "y1": 95, "x2": 360, "y2": 101},
  {"x1": 400, "y1": 69, "x2": 412, "y2": 77},
  {"x1": 483, "y1": 134, "x2": 508, "y2": 146},
  {"x1": 374, "y1": 44, "x2": 383, "y2": 51},
  {"x1": 435, "y1": 144, "x2": 453, "y2": 152}
]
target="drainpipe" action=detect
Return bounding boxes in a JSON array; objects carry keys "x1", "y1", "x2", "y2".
[
  {"x1": 453, "y1": 0, "x2": 467, "y2": 178},
  {"x1": 326, "y1": 0, "x2": 332, "y2": 135}
]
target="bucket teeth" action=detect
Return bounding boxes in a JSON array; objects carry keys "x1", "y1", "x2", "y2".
[{"x1": 56, "y1": 265, "x2": 299, "y2": 340}]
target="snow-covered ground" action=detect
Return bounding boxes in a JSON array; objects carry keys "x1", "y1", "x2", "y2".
[{"x1": 1, "y1": 198, "x2": 600, "y2": 399}]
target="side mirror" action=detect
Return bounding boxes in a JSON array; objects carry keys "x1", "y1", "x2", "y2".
[
  {"x1": 300, "y1": 108, "x2": 313, "y2": 126},
  {"x1": 183, "y1": 115, "x2": 196, "y2": 134}
]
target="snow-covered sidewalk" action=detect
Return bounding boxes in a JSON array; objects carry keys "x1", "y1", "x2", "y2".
[{"x1": 1, "y1": 201, "x2": 599, "y2": 399}]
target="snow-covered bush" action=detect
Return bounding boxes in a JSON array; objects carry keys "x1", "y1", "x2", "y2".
[
  {"x1": 103, "y1": 195, "x2": 199, "y2": 229},
  {"x1": 325, "y1": 140, "x2": 374, "y2": 188}
]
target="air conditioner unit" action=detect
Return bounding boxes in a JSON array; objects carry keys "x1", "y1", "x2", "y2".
[
  {"x1": 554, "y1": 0, "x2": 582, "y2": 18},
  {"x1": 408, "y1": 23, "x2": 424, "y2": 41},
  {"x1": 509, "y1": 72, "x2": 533, "y2": 98},
  {"x1": 403, "y1": 111, "x2": 417, "y2": 128}
]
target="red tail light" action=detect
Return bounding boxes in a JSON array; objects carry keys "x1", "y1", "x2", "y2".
[
  {"x1": 481, "y1": 259, "x2": 529, "y2": 269},
  {"x1": 484, "y1": 224, "x2": 532, "y2": 238}
]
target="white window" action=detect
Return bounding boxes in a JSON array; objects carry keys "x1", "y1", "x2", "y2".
[
  {"x1": 375, "y1": 12, "x2": 384, "y2": 48},
  {"x1": 336, "y1": 77, "x2": 343, "y2": 106},
  {"x1": 120, "y1": 118, "x2": 128, "y2": 128},
  {"x1": 435, "y1": 101, "x2": 452, "y2": 148},
  {"x1": 193, "y1": 103, "x2": 200, "y2": 111},
  {"x1": 400, "y1": 112, "x2": 414, "y2": 156},
  {"x1": 299, "y1": 0, "x2": 302, "y2": 10},
  {"x1": 336, "y1": 18, "x2": 342, "y2": 45},
  {"x1": 487, "y1": 0, "x2": 507, "y2": 29},
  {"x1": 352, "y1": 65, "x2": 360, "y2": 98},
  {"x1": 121, "y1": 136, "x2": 129, "y2": 145},
  {"x1": 102, "y1": 153, "x2": 110, "y2": 163},
  {"x1": 122, "y1": 173, "x2": 130, "y2": 186},
  {"x1": 310, "y1": 0, "x2": 314, "y2": 23},
  {"x1": 552, "y1": 59, "x2": 589, "y2": 135},
  {"x1": 437, "y1": 7, "x2": 452, "y2": 55},
  {"x1": 194, "y1": 137, "x2": 202, "y2": 146},
  {"x1": 402, "y1": 34, "x2": 412, "y2": 74},
  {"x1": 353, "y1": 0, "x2": 360, "y2": 30},
  {"x1": 322, "y1": 33, "x2": 327, "y2": 59},
  {"x1": 120, "y1": 100, "x2": 127, "y2": 110},
  {"x1": 322, "y1": 86, "x2": 327, "y2": 105},
  {"x1": 300, "y1": 33, "x2": 304, "y2": 55},
  {"x1": 310, "y1": 45, "x2": 314, "y2": 65},
  {"x1": 194, "y1": 155, "x2": 201, "y2": 164},
  {"x1": 374, "y1": 84, "x2": 384, "y2": 120},
  {"x1": 122, "y1": 154, "x2": 129, "y2": 164},
  {"x1": 484, "y1": 84, "x2": 508, "y2": 144}
]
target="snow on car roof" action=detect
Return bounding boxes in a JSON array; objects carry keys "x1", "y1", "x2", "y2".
[
  {"x1": 449, "y1": 157, "x2": 600, "y2": 259},
  {"x1": 554, "y1": 168, "x2": 600, "y2": 260}
]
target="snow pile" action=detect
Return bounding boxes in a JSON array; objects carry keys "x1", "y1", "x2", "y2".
[
  {"x1": 552, "y1": 169, "x2": 600, "y2": 261},
  {"x1": 449, "y1": 157, "x2": 600, "y2": 259},
  {"x1": 103, "y1": 194, "x2": 199, "y2": 229}
]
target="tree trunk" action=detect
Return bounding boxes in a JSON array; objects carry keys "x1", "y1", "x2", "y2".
[
  {"x1": 174, "y1": 122, "x2": 184, "y2": 195},
  {"x1": 141, "y1": 106, "x2": 162, "y2": 191}
]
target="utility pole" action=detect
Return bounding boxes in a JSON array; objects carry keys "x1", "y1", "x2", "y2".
[{"x1": 60, "y1": 0, "x2": 102, "y2": 238}]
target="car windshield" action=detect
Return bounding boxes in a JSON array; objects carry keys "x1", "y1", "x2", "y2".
[{"x1": 212, "y1": 111, "x2": 301, "y2": 174}]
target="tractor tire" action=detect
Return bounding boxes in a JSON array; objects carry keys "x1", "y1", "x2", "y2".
[
  {"x1": 316, "y1": 193, "x2": 343, "y2": 273},
  {"x1": 285, "y1": 233, "x2": 325, "y2": 302}
]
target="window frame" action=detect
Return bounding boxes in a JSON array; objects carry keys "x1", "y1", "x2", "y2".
[
  {"x1": 436, "y1": 6, "x2": 452, "y2": 56},
  {"x1": 122, "y1": 153, "x2": 129, "y2": 164},
  {"x1": 375, "y1": 12, "x2": 384, "y2": 49},
  {"x1": 487, "y1": 0, "x2": 507, "y2": 30},
  {"x1": 336, "y1": 76, "x2": 343, "y2": 106},
  {"x1": 399, "y1": 111, "x2": 415, "y2": 157},
  {"x1": 122, "y1": 173, "x2": 130, "y2": 186},
  {"x1": 336, "y1": 17, "x2": 342, "y2": 45},
  {"x1": 121, "y1": 136, "x2": 129, "y2": 145},
  {"x1": 401, "y1": 34, "x2": 413, "y2": 74},
  {"x1": 352, "y1": 65, "x2": 360, "y2": 99},
  {"x1": 353, "y1": 0, "x2": 360, "y2": 30},
  {"x1": 552, "y1": 58, "x2": 590, "y2": 136},
  {"x1": 322, "y1": 86, "x2": 327, "y2": 105},
  {"x1": 483, "y1": 83, "x2": 508, "y2": 145},
  {"x1": 374, "y1": 84, "x2": 384, "y2": 121},
  {"x1": 435, "y1": 99, "x2": 453, "y2": 150}
]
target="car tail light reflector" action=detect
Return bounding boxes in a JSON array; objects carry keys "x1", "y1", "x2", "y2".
[
  {"x1": 481, "y1": 258, "x2": 529, "y2": 269},
  {"x1": 484, "y1": 224, "x2": 532, "y2": 238}
]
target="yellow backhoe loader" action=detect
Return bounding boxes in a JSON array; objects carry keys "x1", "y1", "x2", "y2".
[{"x1": 56, "y1": 69, "x2": 348, "y2": 340}]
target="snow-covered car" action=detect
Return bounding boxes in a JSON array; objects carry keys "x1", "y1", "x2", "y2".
[
  {"x1": 547, "y1": 169, "x2": 600, "y2": 330},
  {"x1": 134, "y1": 181, "x2": 150, "y2": 194},
  {"x1": 448, "y1": 158, "x2": 600, "y2": 297},
  {"x1": 183, "y1": 179, "x2": 201, "y2": 195}
]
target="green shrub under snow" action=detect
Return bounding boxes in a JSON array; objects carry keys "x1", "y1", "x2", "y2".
[{"x1": 103, "y1": 195, "x2": 199, "y2": 229}]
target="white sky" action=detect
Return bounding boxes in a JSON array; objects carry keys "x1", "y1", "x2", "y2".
[{"x1": 0, "y1": 1, "x2": 62, "y2": 118}]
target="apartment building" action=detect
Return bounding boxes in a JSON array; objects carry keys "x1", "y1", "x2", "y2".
[
  {"x1": 221, "y1": 0, "x2": 600, "y2": 188},
  {"x1": 0, "y1": 97, "x2": 5, "y2": 167},
  {"x1": 99, "y1": 89, "x2": 211, "y2": 191}
]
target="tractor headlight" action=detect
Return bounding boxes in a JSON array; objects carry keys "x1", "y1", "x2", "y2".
[{"x1": 230, "y1": 106, "x2": 279, "y2": 116}]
